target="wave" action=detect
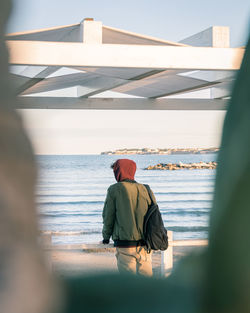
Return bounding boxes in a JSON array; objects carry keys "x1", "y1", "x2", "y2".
[
  {"x1": 161, "y1": 209, "x2": 209, "y2": 216},
  {"x1": 139, "y1": 176, "x2": 215, "y2": 182},
  {"x1": 37, "y1": 194, "x2": 105, "y2": 198},
  {"x1": 159, "y1": 199, "x2": 212, "y2": 206},
  {"x1": 38, "y1": 200, "x2": 104, "y2": 206},
  {"x1": 37, "y1": 194, "x2": 213, "y2": 200},
  {"x1": 38, "y1": 200, "x2": 212, "y2": 205},
  {"x1": 40, "y1": 209, "x2": 209, "y2": 218},
  {"x1": 38, "y1": 200, "x2": 212, "y2": 210},
  {"x1": 41, "y1": 230, "x2": 101, "y2": 236},
  {"x1": 166, "y1": 226, "x2": 209, "y2": 232},
  {"x1": 155, "y1": 191, "x2": 213, "y2": 195},
  {"x1": 40, "y1": 212, "x2": 100, "y2": 218},
  {"x1": 41, "y1": 226, "x2": 208, "y2": 236}
]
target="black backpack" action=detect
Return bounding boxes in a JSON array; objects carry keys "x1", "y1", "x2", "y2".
[{"x1": 143, "y1": 184, "x2": 168, "y2": 253}]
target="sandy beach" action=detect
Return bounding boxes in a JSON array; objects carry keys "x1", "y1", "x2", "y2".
[{"x1": 49, "y1": 245, "x2": 205, "y2": 277}]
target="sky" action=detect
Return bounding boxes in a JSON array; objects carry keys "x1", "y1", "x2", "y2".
[{"x1": 6, "y1": 0, "x2": 250, "y2": 154}]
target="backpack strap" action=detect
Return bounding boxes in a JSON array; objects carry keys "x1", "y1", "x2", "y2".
[{"x1": 143, "y1": 184, "x2": 155, "y2": 204}]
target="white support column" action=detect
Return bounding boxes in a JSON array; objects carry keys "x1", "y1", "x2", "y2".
[
  {"x1": 82, "y1": 18, "x2": 102, "y2": 44},
  {"x1": 161, "y1": 230, "x2": 173, "y2": 277}
]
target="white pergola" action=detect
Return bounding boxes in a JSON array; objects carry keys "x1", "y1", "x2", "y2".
[{"x1": 6, "y1": 19, "x2": 245, "y2": 110}]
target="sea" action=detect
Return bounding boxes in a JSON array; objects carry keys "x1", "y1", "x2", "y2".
[{"x1": 36, "y1": 153, "x2": 217, "y2": 245}]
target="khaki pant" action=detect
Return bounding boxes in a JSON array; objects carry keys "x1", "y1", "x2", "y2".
[{"x1": 116, "y1": 246, "x2": 152, "y2": 276}]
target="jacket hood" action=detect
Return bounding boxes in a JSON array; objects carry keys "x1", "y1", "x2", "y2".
[{"x1": 112, "y1": 159, "x2": 137, "y2": 182}]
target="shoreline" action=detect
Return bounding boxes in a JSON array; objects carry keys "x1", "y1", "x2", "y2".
[
  {"x1": 50, "y1": 246, "x2": 206, "y2": 277},
  {"x1": 101, "y1": 148, "x2": 219, "y2": 155}
]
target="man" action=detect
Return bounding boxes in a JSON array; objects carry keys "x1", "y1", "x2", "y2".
[{"x1": 102, "y1": 159, "x2": 155, "y2": 276}]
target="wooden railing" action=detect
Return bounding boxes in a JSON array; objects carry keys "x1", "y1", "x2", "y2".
[
  {"x1": 161, "y1": 231, "x2": 208, "y2": 276},
  {"x1": 41, "y1": 231, "x2": 208, "y2": 276}
]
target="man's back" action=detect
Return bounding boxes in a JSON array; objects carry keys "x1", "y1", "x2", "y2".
[{"x1": 103, "y1": 181, "x2": 152, "y2": 242}]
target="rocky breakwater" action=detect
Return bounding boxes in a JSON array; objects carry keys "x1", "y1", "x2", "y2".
[{"x1": 145, "y1": 161, "x2": 217, "y2": 170}]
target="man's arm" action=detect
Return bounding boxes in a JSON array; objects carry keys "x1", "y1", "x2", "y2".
[{"x1": 102, "y1": 188, "x2": 116, "y2": 244}]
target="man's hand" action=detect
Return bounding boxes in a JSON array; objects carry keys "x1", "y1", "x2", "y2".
[{"x1": 102, "y1": 239, "x2": 110, "y2": 244}]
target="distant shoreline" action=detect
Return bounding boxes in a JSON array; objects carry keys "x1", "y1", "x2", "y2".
[
  {"x1": 145, "y1": 161, "x2": 217, "y2": 170},
  {"x1": 101, "y1": 148, "x2": 219, "y2": 155}
]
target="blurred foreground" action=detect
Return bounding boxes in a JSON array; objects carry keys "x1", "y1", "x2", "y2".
[{"x1": 1, "y1": 1, "x2": 250, "y2": 312}]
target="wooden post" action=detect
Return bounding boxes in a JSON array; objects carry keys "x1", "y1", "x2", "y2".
[{"x1": 161, "y1": 230, "x2": 173, "y2": 277}]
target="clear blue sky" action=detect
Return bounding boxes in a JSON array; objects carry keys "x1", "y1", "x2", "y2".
[
  {"x1": 8, "y1": 0, "x2": 250, "y2": 46},
  {"x1": 6, "y1": 0, "x2": 250, "y2": 154}
]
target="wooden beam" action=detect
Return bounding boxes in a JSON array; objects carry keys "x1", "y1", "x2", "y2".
[
  {"x1": 7, "y1": 40, "x2": 244, "y2": 70},
  {"x1": 16, "y1": 97, "x2": 228, "y2": 110}
]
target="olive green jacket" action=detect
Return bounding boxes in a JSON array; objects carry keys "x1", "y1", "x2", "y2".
[{"x1": 102, "y1": 181, "x2": 155, "y2": 242}]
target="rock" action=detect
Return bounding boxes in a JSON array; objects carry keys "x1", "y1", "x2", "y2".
[{"x1": 144, "y1": 162, "x2": 217, "y2": 170}]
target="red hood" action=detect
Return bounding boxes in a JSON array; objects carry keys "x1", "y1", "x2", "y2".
[{"x1": 113, "y1": 159, "x2": 137, "y2": 182}]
